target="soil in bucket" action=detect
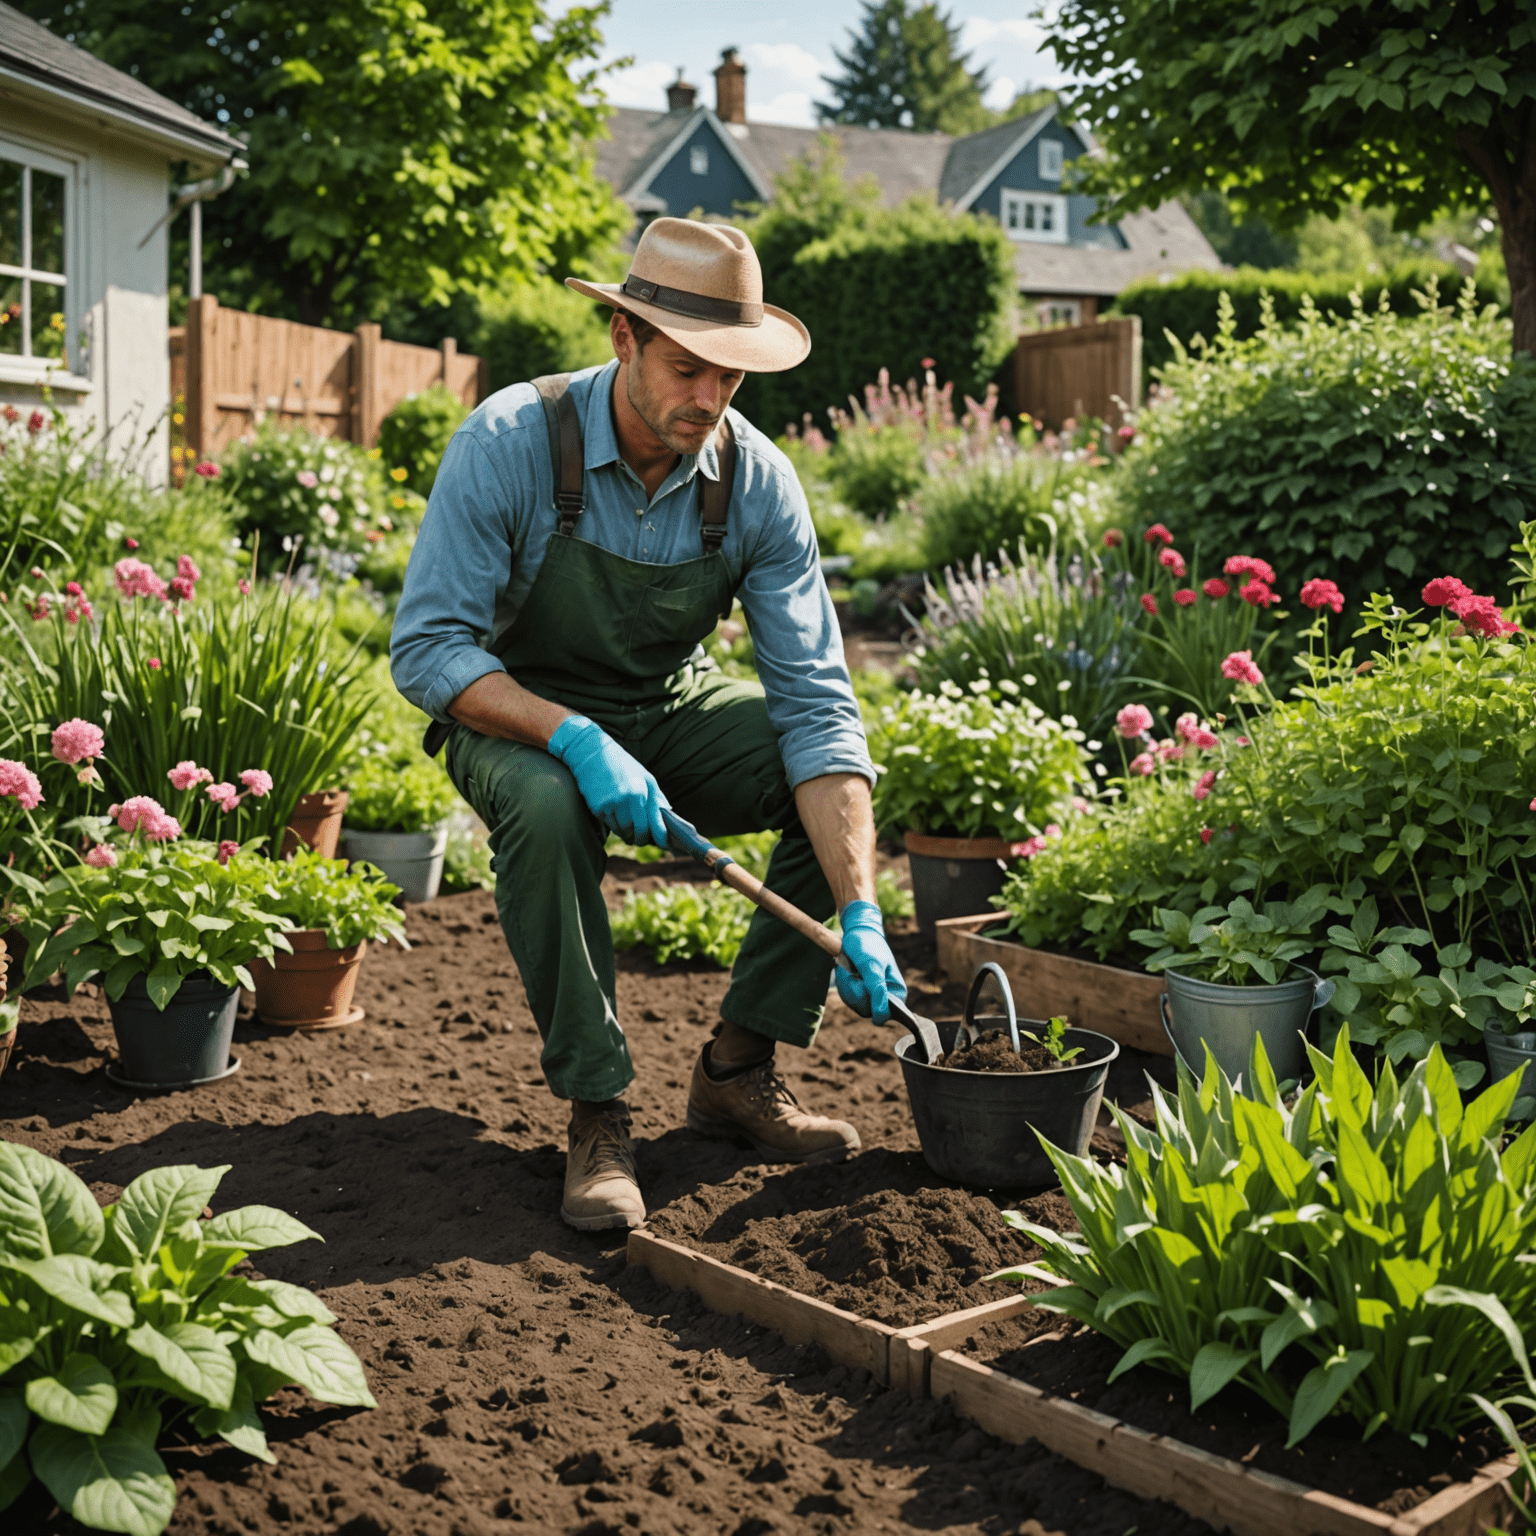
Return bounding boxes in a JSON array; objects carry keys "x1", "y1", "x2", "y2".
[{"x1": 940, "y1": 1029, "x2": 1065, "y2": 1073}]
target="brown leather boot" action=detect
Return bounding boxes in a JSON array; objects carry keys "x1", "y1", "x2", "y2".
[
  {"x1": 686, "y1": 1046, "x2": 861, "y2": 1165},
  {"x1": 561, "y1": 1101, "x2": 645, "y2": 1232}
]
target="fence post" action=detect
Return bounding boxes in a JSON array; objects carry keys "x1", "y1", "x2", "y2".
[
  {"x1": 353, "y1": 322, "x2": 381, "y2": 446},
  {"x1": 440, "y1": 336, "x2": 457, "y2": 388},
  {"x1": 476, "y1": 353, "x2": 489, "y2": 405},
  {"x1": 184, "y1": 294, "x2": 218, "y2": 460}
]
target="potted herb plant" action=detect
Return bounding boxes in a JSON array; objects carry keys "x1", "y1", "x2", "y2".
[
  {"x1": 1132, "y1": 888, "x2": 1335, "y2": 1083},
  {"x1": 245, "y1": 846, "x2": 407, "y2": 1030},
  {"x1": 18, "y1": 807, "x2": 291, "y2": 1089},
  {"x1": 341, "y1": 757, "x2": 459, "y2": 902},
  {"x1": 867, "y1": 682, "x2": 1088, "y2": 935}
]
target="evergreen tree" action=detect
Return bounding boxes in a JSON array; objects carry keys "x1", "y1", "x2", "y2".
[{"x1": 817, "y1": 0, "x2": 992, "y2": 136}]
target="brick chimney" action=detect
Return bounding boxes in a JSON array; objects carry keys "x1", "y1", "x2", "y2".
[
  {"x1": 714, "y1": 47, "x2": 746, "y2": 124},
  {"x1": 666, "y1": 69, "x2": 697, "y2": 113}
]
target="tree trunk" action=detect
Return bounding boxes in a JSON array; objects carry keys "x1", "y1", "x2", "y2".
[{"x1": 1460, "y1": 113, "x2": 1536, "y2": 357}]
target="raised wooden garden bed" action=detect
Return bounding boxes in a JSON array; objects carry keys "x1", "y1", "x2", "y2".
[{"x1": 934, "y1": 913, "x2": 1172, "y2": 1057}]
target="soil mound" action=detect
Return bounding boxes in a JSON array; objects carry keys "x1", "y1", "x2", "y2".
[{"x1": 941, "y1": 1030, "x2": 1064, "y2": 1072}]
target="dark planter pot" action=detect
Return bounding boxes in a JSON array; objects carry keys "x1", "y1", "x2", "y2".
[
  {"x1": 248, "y1": 930, "x2": 367, "y2": 1030},
  {"x1": 904, "y1": 832, "x2": 1014, "y2": 938},
  {"x1": 107, "y1": 971, "x2": 240, "y2": 1089}
]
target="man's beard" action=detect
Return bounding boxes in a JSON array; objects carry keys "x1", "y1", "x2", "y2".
[{"x1": 625, "y1": 356, "x2": 719, "y2": 455}]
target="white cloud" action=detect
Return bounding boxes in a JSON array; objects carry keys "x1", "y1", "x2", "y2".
[
  {"x1": 962, "y1": 17, "x2": 1050, "y2": 49},
  {"x1": 602, "y1": 58, "x2": 677, "y2": 111},
  {"x1": 754, "y1": 90, "x2": 819, "y2": 127},
  {"x1": 743, "y1": 41, "x2": 827, "y2": 90},
  {"x1": 983, "y1": 73, "x2": 1016, "y2": 110}
]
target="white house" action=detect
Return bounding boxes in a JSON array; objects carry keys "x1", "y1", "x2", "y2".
[{"x1": 0, "y1": 2, "x2": 241, "y2": 478}]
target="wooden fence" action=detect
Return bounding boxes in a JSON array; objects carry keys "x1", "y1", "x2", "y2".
[
  {"x1": 169, "y1": 295, "x2": 487, "y2": 460},
  {"x1": 1013, "y1": 316, "x2": 1141, "y2": 430}
]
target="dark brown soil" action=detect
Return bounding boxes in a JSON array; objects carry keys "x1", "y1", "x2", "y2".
[
  {"x1": 941, "y1": 1031, "x2": 1056, "y2": 1073},
  {"x1": 0, "y1": 868, "x2": 1212, "y2": 1535},
  {"x1": 975, "y1": 1319, "x2": 1506, "y2": 1517}
]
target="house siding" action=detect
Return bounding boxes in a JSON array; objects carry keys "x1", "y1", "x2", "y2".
[
  {"x1": 641, "y1": 121, "x2": 759, "y2": 221},
  {"x1": 971, "y1": 124, "x2": 1126, "y2": 251}
]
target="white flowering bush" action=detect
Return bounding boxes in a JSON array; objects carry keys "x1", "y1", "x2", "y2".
[
  {"x1": 221, "y1": 422, "x2": 397, "y2": 570},
  {"x1": 867, "y1": 680, "x2": 1088, "y2": 840}
]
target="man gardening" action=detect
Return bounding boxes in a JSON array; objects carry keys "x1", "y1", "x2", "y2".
[{"x1": 391, "y1": 218, "x2": 906, "y2": 1231}]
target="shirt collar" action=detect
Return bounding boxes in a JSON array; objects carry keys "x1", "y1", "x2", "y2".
[{"x1": 582, "y1": 361, "x2": 719, "y2": 485}]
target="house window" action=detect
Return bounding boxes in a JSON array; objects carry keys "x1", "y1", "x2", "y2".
[
  {"x1": 1036, "y1": 300, "x2": 1082, "y2": 328},
  {"x1": 690, "y1": 145, "x2": 709, "y2": 175},
  {"x1": 0, "y1": 147, "x2": 69, "y2": 363},
  {"x1": 1001, "y1": 190, "x2": 1069, "y2": 245},
  {"x1": 1039, "y1": 139, "x2": 1063, "y2": 181}
]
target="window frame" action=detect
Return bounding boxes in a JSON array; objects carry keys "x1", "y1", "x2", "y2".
[
  {"x1": 689, "y1": 144, "x2": 709, "y2": 176},
  {"x1": 1000, "y1": 189, "x2": 1069, "y2": 245},
  {"x1": 1038, "y1": 139, "x2": 1064, "y2": 181},
  {"x1": 0, "y1": 135, "x2": 78, "y2": 373}
]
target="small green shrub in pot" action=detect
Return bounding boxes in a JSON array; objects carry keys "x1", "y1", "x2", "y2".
[
  {"x1": 374, "y1": 385, "x2": 468, "y2": 497},
  {"x1": 344, "y1": 757, "x2": 459, "y2": 834},
  {"x1": 256, "y1": 846, "x2": 407, "y2": 950},
  {"x1": 0, "y1": 1145, "x2": 373, "y2": 1534}
]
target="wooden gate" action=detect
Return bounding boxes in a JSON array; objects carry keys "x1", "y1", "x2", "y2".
[{"x1": 1013, "y1": 316, "x2": 1142, "y2": 429}]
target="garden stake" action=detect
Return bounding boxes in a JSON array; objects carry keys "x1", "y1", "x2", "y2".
[{"x1": 659, "y1": 809, "x2": 942, "y2": 1062}]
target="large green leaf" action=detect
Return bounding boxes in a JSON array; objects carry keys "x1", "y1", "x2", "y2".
[
  {"x1": 192, "y1": 1377, "x2": 274, "y2": 1465},
  {"x1": 248, "y1": 1278, "x2": 336, "y2": 1326},
  {"x1": 1189, "y1": 1342, "x2": 1256, "y2": 1411},
  {"x1": 1106, "y1": 1335, "x2": 1181, "y2": 1384},
  {"x1": 30, "y1": 1422, "x2": 176, "y2": 1536},
  {"x1": 3, "y1": 1254, "x2": 133, "y2": 1329},
  {"x1": 0, "y1": 1143, "x2": 104, "y2": 1260},
  {"x1": 125, "y1": 1322, "x2": 236, "y2": 1412},
  {"x1": 1286, "y1": 1350, "x2": 1375, "y2": 1447},
  {"x1": 241, "y1": 1324, "x2": 375, "y2": 1408},
  {"x1": 112, "y1": 1165, "x2": 229, "y2": 1262},
  {"x1": 26, "y1": 1354, "x2": 118, "y2": 1435},
  {"x1": 0, "y1": 1386, "x2": 27, "y2": 1470},
  {"x1": 201, "y1": 1206, "x2": 321, "y2": 1253},
  {"x1": 0, "y1": 1441, "x2": 30, "y2": 1514}
]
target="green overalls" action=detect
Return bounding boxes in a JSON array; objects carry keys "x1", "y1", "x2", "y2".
[{"x1": 442, "y1": 406, "x2": 839, "y2": 1103}]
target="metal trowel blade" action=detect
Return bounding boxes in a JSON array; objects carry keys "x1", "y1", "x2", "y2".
[{"x1": 888, "y1": 997, "x2": 943, "y2": 1065}]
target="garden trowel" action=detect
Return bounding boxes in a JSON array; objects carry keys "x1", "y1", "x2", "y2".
[{"x1": 658, "y1": 809, "x2": 943, "y2": 1064}]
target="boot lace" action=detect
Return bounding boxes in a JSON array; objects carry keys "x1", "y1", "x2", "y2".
[
  {"x1": 736, "y1": 1060, "x2": 801, "y2": 1118},
  {"x1": 576, "y1": 1111, "x2": 635, "y2": 1175}
]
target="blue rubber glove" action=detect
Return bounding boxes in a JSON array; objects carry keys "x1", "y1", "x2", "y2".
[
  {"x1": 548, "y1": 716, "x2": 671, "y2": 848},
  {"x1": 835, "y1": 900, "x2": 907, "y2": 1025}
]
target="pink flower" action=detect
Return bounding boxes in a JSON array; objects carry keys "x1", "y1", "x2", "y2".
[
  {"x1": 51, "y1": 718, "x2": 105, "y2": 765},
  {"x1": 1116, "y1": 703, "x2": 1153, "y2": 739},
  {"x1": 27, "y1": 596, "x2": 49, "y2": 621},
  {"x1": 1128, "y1": 752, "x2": 1155, "y2": 776},
  {"x1": 1193, "y1": 769, "x2": 1217, "y2": 802},
  {"x1": 1175, "y1": 713, "x2": 1219, "y2": 750},
  {"x1": 124, "y1": 536, "x2": 140, "y2": 549},
  {"x1": 238, "y1": 578, "x2": 251, "y2": 596},
  {"x1": 114, "y1": 558, "x2": 168, "y2": 601},
  {"x1": 1221, "y1": 650, "x2": 1264, "y2": 686},
  {"x1": 1102, "y1": 528, "x2": 1125, "y2": 549},
  {"x1": 113, "y1": 796, "x2": 180, "y2": 840},
  {"x1": 168, "y1": 577, "x2": 195, "y2": 602},
  {"x1": 65, "y1": 581, "x2": 81, "y2": 596},
  {"x1": 1159, "y1": 547, "x2": 1187, "y2": 578},
  {"x1": 1044, "y1": 823, "x2": 1062, "y2": 838},
  {"x1": 1299, "y1": 578, "x2": 1344, "y2": 613},
  {"x1": 1144, "y1": 523, "x2": 1174, "y2": 546},
  {"x1": 177, "y1": 555, "x2": 202, "y2": 583},
  {"x1": 239, "y1": 768, "x2": 273, "y2": 798},
  {"x1": 146, "y1": 657, "x2": 162, "y2": 670},
  {"x1": 1154, "y1": 739, "x2": 1185, "y2": 763},
  {"x1": 1240, "y1": 578, "x2": 1279, "y2": 608},
  {"x1": 1117, "y1": 424, "x2": 1136, "y2": 442},
  {"x1": 217, "y1": 839, "x2": 241, "y2": 866},
  {"x1": 1423, "y1": 576, "x2": 1471, "y2": 607},
  {"x1": 296, "y1": 470, "x2": 319, "y2": 489},
  {"x1": 1173, "y1": 588, "x2": 1196, "y2": 607},
  {"x1": 207, "y1": 782, "x2": 240, "y2": 813},
  {"x1": 168, "y1": 761, "x2": 213, "y2": 791},
  {"x1": 1010, "y1": 835, "x2": 1049, "y2": 859},
  {"x1": 1225, "y1": 555, "x2": 1277, "y2": 584},
  {"x1": 1450, "y1": 592, "x2": 1518, "y2": 638},
  {"x1": 1140, "y1": 593, "x2": 1158, "y2": 616},
  {"x1": 1530, "y1": 798, "x2": 1536, "y2": 812},
  {"x1": 194, "y1": 461, "x2": 220, "y2": 479},
  {"x1": 0, "y1": 759, "x2": 44, "y2": 810},
  {"x1": 1200, "y1": 827, "x2": 1213, "y2": 845},
  {"x1": 1071, "y1": 796, "x2": 1090, "y2": 814},
  {"x1": 27, "y1": 410, "x2": 45, "y2": 434},
  {"x1": 84, "y1": 844, "x2": 117, "y2": 868}
]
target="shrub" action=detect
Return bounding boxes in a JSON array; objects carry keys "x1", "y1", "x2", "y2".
[
  {"x1": 1112, "y1": 283, "x2": 1536, "y2": 607},
  {"x1": 344, "y1": 757, "x2": 460, "y2": 834},
  {"x1": 477, "y1": 275, "x2": 614, "y2": 393},
  {"x1": 917, "y1": 459, "x2": 1083, "y2": 574},
  {"x1": 611, "y1": 882, "x2": 753, "y2": 968},
  {"x1": 825, "y1": 419, "x2": 926, "y2": 516},
  {"x1": 374, "y1": 385, "x2": 467, "y2": 497},
  {"x1": 254, "y1": 845, "x2": 407, "y2": 949},
  {"x1": 1110, "y1": 259, "x2": 1506, "y2": 377},
  {"x1": 1003, "y1": 1034, "x2": 1536, "y2": 1447},
  {"x1": 0, "y1": 1147, "x2": 373, "y2": 1534}
]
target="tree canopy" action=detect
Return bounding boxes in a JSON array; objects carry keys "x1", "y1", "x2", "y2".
[
  {"x1": 18, "y1": 0, "x2": 626, "y2": 329},
  {"x1": 1044, "y1": 0, "x2": 1536, "y2": 351},
  {"x1": 817, "y1": 0, "x2": 994, "y2": 136}
]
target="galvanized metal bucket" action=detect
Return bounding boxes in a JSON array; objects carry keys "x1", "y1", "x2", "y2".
[
  {"x1": 1484, "y1": 1024, "x2": 1536, "y2": 1102},
  {"x1": 1161, "y1": 965, "x2": 1333, "y2": 1086}
]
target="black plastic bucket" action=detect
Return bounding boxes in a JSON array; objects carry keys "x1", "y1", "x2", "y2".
[
  {"x1": 895, "y1": 1025, "x2": 1118, "y2": 1187},
  {"x1": 107, "y1": 971, "x2": 239, "y2": 1087}
]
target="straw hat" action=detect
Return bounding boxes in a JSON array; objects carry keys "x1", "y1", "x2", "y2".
[{"x1": 565, "y1": 217, "x2": 810, "y2": 374}]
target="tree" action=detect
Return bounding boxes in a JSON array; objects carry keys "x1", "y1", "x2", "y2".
[
  {"x1": 817, "y1": 0, "x2": 993, "y2": 136},
  {"x1": 1044, "y1": 0, "x2": 1536, "y2": 352},
  {"x1": 17, "y1": 1, "x2": 626, "y2": 329}
]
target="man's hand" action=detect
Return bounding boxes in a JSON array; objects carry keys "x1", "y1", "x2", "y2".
[
  {"x1": 835, "y1": 900, "x2": 907, "y2": 1025},
  {"x1": 548, "y1": 716, "x2": 671, "y2": 848}
]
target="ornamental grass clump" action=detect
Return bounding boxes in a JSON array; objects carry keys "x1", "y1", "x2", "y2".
[
  {"x1": 0, "y1": 1146, "x2": 373, "y2": 1535},
  {"x1": 997, "y1": 1031, "x2": 1536, "y2": 1448}
]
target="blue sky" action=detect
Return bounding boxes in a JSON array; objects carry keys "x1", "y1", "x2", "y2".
[{"x1": 556, "y1": 2, "x2": 1071, "y2": 127}]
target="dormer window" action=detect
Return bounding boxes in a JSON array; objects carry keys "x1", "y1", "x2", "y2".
[
  {"x1": 1039, "y1": 139, "x2": 1063, "y2": 181},
  {"x1": 1001, "y1": 190, "x2": 1068, "y2": 245},
  {"x1": 690, "y1": 146, "x2": 709, "y2": 175}
]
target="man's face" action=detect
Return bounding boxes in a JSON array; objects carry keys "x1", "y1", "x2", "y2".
[{"x1": 615, "y1": 315, "x2": 745, "y2": 456}]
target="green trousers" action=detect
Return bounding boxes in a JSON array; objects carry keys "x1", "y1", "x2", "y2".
[{"x1": 444, "y1": 670, "x2": 838, "y2": 1101}]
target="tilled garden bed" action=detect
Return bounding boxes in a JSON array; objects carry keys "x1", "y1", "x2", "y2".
[{"x1": 3, "y1": 881, "x2": 1212, "y2": 1536}]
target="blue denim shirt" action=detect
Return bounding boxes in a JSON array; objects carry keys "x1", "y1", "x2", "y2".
[{"x1": 390, "y1": 362, "x2": 873, "y2": 790}]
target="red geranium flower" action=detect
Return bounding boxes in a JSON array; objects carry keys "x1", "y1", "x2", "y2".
[
  {"x1": 1225, "y1": 555, "x2": 1276, "y2": 584},
  {"x1": 1140, "y1": 593, "x2": 1158, "y2": 616},
  {"x1": 1203, "y1": 578, "x2": 1229, "y2": 600},
  {"x1": 1241, "y1": 578, "x2": 1279, "y2": 608},
  {"x1": 1422, "y1": 575, "x2": 1471, "y2": 607},
  {"x1": 1299, "y1": 578, "x2": 1344, "y2": 613},
  {"x1": 1173, "y1": 588, "x2": 1196, "y2": 607},
  {"x1": 1144, "y1": 523, "x2": 1174, "y2": 547},
  {"x1": 1159, "y1": 548, "x2": 1187, "y2": 578}
]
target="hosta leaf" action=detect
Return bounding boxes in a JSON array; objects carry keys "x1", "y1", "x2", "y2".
[
  {"x1": 241, "y1": 1324, "x2": 375, "y2": 1408},
  {"x1": 1189, "y1": 1342, "x2": 1256, "y2": 1410},
  {"x1": 201, "y1": 1206, "x2": 321, "y2": 1253},
  {"x1": 1106, "y1": 1336, "x2": 1180, "y2": 1383},
  {"x1": 26, "y1": 1354, "x2": 118, "y2": 1435},
  {"x1": 3, "y1": 1254, "x2": 133, "y2": 1328},
  {"x1": 125, "y1": 1323, "x2": 236, "y2": 1412},
  {"x1": 1286, "y1": 1350, "x2": 1374, "y2": 1447},
  {"x1": 29, "y1": 1422, "x2": 176, "y2": 1536},
  {"x1": 112, "y1": 1165, "x2": 229, "y2": 1261},
  {"x1": 0, "y1": 1142, "x2": 103, "y2": 1260}
]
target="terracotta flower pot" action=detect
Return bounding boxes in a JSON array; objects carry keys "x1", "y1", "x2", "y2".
[
  {"x1": 248, "y1": 928, "x2": 367, "y2": 1031},
  {"x1": 903, "y1": 831, "x2": 1017, "y2": 938},
  {"x1": 282, "y1": 789, "x2": 349, "y2": 859}
]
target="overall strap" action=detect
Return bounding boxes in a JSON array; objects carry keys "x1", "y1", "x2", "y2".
[
  {"x1": 532, "y1": 373, "x2": 584, "y2": 533},
  {"x1": 699, "y1": 417, "x2": 736, "y2": 555}
]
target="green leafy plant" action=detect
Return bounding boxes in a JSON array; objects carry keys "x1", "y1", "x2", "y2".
[
  {"x1": 996, "y1": 1030, "x2": 1536, "y2": 1448},
  {"x1": 440, "y1": 822, "x2": 494, "y2": 894},
  {"x1": 254, "y1": 846, "x2": 407, "y2": 950},
  {"x1": 611, "y1": 882, "x2": 754, "y2": 969},
  {"x1": 0, "y1": 1145, "x2": 374, "y2": 1534},
  {"x1": 1133, "y1": 889, "x2": 1331, "y2": 986},
  {"x1": 374, "y1": 385, "x2": 467, "y2": 497},
  {"x1": 1021, "y1": 1015, "x2": 1082, "y2": 1064},
  {"x1": 343, "y1": 757, "x2": 459, "y2": 834}
]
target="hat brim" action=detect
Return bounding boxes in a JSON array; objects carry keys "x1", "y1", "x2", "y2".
[{"x1": 564, "y1": 278, "x2": 810, "y2": 374}]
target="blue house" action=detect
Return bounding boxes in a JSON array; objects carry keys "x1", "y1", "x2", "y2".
[{"x1": 595, "y1": 50, "x2": 1220, "y2": 329}]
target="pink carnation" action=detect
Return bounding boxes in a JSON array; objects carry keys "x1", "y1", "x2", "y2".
[
  {"x1": 1173, "y1": 588, "x2": 1197, "y2": 607},
  {"x1": 1144, "y1": 524, "x2": 1174, "y2": 547},
  {"x1": 217, "y1": 840, "x2": 241, "y2": 866},
  {"x1": 1140, "y1": 593, "x2": 1158, "y2": 616},
  {"x1": 168, "y1": 576, "x2": 195, "y2": 603},
  {"x1": 84, "y1": 844, "x2": 117, "y2": 868},
  {"x1": 239, "y1": 768, "x2": 273, "y2": 798},
  {"x1": 1221, "y1": 650, "x2": 1264, "y2": 686},
  {"x1": 1202, "y1": 578, "x2": 1229, "y2": 600},
  {"x1": 1128, "y1": 752, "x2": 1155, "y2": 777},
  {"x1": 1159, "y1": 547, "x2": 1187, "y2": 578},
  {"x1": 1450, "y1": 592, "x2": 1518, "y2": 638},
  {"x1": 1009, "y1": 835, "x2": 1049, "y2": 859},
  {"x1": 168, "y1": 760, "x2": 213, "y2": 791},
  {"x1": 1175, "y1": 713, "x2": 1219, "y2": 750},
  {"x1": 1193, "y1": 769, "x2": 1217, "y2": 802},
  {"x1": 1224, "y1": 555, "x2": 1277, "y2": 584},
  {"x1": 1240, "y1": 578, "x2": 1279, "y2": 608},
  {"x1": 114, "y1": 558, "x2": 168, "y2": 601},
  {"x1": 206, "y1": 782, "x2": 240, "y2": 813},
  {"x1": 146, "y1": 657, "x2": 162, "y2": 670},
  {"x1": 1422, "y1": 576, "x2": 1471, "y2": 607},
  {"x1": 1299, "y1": 578, "x2": 1344, "y2": 614},
  {"x1": 177, "y1": 555, "x2": 202, "y2": 584},
  {"x1": 113, "y1": 795, "x2": 180, "y2": 840},
  {"x1": 1154, "y1": 739, "x2": 1184, "y2": 763},
  {"x1": 1116, "y1": 703, "x2": 1153, "y2": 739},
  {"x1": 51, "y1": 718, "x2": 105, "y2": 765},
  {"x1": 0, "y1": 759, "x2": 44, "y2": 810}
]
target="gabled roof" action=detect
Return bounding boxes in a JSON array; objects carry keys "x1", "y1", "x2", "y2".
[
  {"x1": 1013, "y1": 204, "x2": 1223, "y2": 298},
  {"x1": 0, "y1": 1, "x2": 242, "y2": 167},
  {"x1": 938, "y1": 106, "x2": 1056, "y2": 210},
  {"x1": 596, "y1": 105, "x2": 772, "y2": 207}
]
